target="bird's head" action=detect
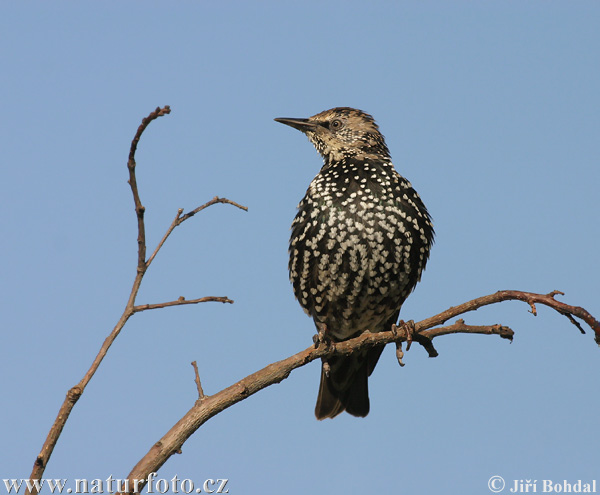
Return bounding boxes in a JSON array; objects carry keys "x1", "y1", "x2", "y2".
[{"x1": 275, "y1": 107, "x2": 390, "y2": 162}]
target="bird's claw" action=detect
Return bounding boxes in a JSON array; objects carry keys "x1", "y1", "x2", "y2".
[
  {"x1": 313, "y1": 322, "x2": 332, "y2": 349},
  {"x1": 392, "y1": 321, "x2": 408, "y2": 366},
  {"x1": 397, "y1": 320, "x2": 415, "y2": 351},
  {"x1": 395, "y1": 341, "x2": 405, "y2": 367}
]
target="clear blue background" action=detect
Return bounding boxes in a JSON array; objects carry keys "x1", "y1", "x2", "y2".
[{"x1": 1, "y1": 2, "x2": 598, "y2": 494}]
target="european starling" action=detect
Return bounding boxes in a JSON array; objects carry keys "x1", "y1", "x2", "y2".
[{"x1": 275, "y1": 107, "x2": 434, "y2": 419}]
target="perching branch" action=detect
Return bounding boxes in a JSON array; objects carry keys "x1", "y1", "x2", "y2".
[
  {"x1": 26, "y1": 106, "x2": 247, "y2": 494},
  {"x1": 124, "y1": 289, "x2": 599, "y2": 489}
]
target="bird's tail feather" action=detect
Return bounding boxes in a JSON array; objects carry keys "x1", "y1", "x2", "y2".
[{"x1": 314, "y1": 345, "x2": 384, "y2": 420}]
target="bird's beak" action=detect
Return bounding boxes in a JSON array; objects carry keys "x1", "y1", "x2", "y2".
[{"x1": 274, "y1": 117, "x2": 317, "y2": 133}]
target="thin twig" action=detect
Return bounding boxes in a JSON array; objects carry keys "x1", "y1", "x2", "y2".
[
  {"x1": 133, "y1": 296, "x2": 234, "y2": 313},
  {"x1": 146, "y1": 209, "x2": 184, "y2": 268},
  {"x1": 128, "y1": 106, "x2": 172, "y2": 164},
  {"x1": 180, "y1": 196, "x2": 248, "y2": 222},
  {"x1": 146, "y1": 196, "x2": 248, "y2": 268},
  {"x1": 421, "y1": 319, "x2": 514, "y2": 341},
  {"x1": 561, "y1": 312, "x2": 586, "y2": 335},
  {"x1": 191, "y1": 361, "x2": 206, "y2": 400},
  {"x1": 128, "y1": 106, "x2": 171, "y2": 272}
]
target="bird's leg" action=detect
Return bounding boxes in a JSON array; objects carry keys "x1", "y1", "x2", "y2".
[
  {"x1": 392, "y1": 323, "x2": 408, "y2": 367},
  {"x1": 396, "y1": 319, "x2": 416, "y2": 350},
  {"x1": 312, "y1": 322, "x2": 332, "y2": 348},
  {"x1": 313, "y1": 323, "x2": 334, "y2": 377},
  {"x1": 396, "y1": 320, "x2": 439, "y2": 358},
  {"x1": 394, "y1": 342, "x2": 405, "y2": 368}
]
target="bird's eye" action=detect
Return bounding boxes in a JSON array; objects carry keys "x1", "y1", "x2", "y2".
[{"x1": 331, "y1": 119, "x2": 343, "y2": 129}]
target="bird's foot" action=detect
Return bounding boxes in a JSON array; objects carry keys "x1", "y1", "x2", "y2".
[
  {"x1": 314, "y1": 324, "x2": 334, "y2": 377},
  {"x1": 392, "y1": 322, "x2": 412, "y2": 367},
  {"x1": 393, "y1": 320, "x2": 439, "y2": 358},
  {"x1": 394, "y1": 340, "x2": 405, "y2": 367},
  {"x1": 396, "y1": 319, "x2": 416, "y2": 350},
  {"x1": 312, "y1": 322, "x2": 332, "y2": 349}
]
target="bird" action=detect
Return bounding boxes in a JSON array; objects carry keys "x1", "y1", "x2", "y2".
[{"x1": 275, "y1": 107, "x2": 434, "y2": 419}]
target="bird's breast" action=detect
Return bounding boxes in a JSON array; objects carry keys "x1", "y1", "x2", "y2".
[{"x1": 289, "y1": 165, "x2": 431, "y2": 339}]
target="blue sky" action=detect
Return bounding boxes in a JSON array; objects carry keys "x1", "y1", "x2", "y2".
[{"x1": 1, "y1": 2, "x2": 599, "y2": 494}]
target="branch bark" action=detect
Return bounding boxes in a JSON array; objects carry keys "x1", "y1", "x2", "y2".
[
  {"x1": 124, "y1": 290, "x2": 599, "y2": 490},
  {"x1": 26, "y1": 106, "x2": 246, "y2": 494}
]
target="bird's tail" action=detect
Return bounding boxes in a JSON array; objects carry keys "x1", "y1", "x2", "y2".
[{"x1": 315, "y1": 345, "x2": 384, "y2": 420}]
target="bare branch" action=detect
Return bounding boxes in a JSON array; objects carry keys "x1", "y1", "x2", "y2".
[
  {"x1": 27, "y1": 108, "x2": 172, "y2": 490},
  {"x1": 27, "y1": 106, "x2": 245, "y2": 493},
  {"x1": 133, "y1": 296, "x2": 233, "y2": 313},
  {"x1": 562, "y1": 312, "x2": 586, "y2": 335},
  {"x1": 124, "y1": 290, "x2": 599, "y2": 489},
  {"x1": 128, "y1": 106, "x2": 172, "y2": 164},
  {"x1": 191, "y1": 361, "x2": 206, "y2": 400},
  {"x1": 415, "y1": 290, "x2": 600, "y2": 342},
  {"x1": 127, "y1": 106, "x2": 172, "y2": 273},
  {"x1": 146, "y1": 208, "x2": 184, "y2": 268},
  {"x1": 180, "y1": 196, "x2": 248, "y2": 222},
  {"x1": 146, "y1": 196, "x2": 248, "y2": 268},
  {"x1": 421, "y1": 319, "x2": 514, "y2": 341}
]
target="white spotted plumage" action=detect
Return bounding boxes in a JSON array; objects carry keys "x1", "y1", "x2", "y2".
[
  {"x1": 276, "y1": 107, "x2": 434, "y2": 419},
  {"x1": 289, "y1": 153, "x2": 433, "y2": 342}
]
